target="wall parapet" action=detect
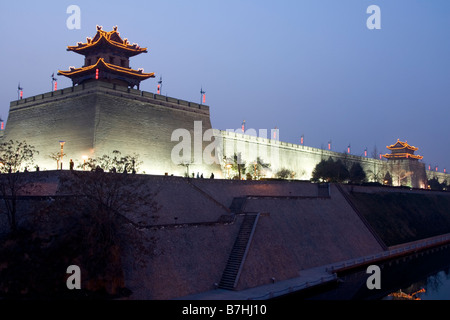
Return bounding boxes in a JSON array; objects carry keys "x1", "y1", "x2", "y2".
[
  {"x1": 219, "y1": 129, "x2": 387, "y2": 166},
  {"x1": 9, "y1": 81, "x2": 210, "y2": 116}
]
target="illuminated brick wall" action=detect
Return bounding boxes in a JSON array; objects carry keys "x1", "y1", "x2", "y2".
[
  {"x1": 4, "y1": 81, "x2": 222, "y2": 177},
  {"x1": 218, "y1": 130, "x2": 431, "y2": 188}
]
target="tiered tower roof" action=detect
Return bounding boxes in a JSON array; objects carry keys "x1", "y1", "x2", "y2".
[
  {"x1": 382, "y1": 139, "x2": 423, "y2": 160},
  {"x1": 66, "y1": 25, "x2": 148, "y2": 57},
  {"x1": 58, "y1": 25, "x2": 154, "y2": 89}
]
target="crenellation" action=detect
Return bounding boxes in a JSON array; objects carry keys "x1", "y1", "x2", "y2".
[
  {"x1": 141, "y1": 91, "x2": 154, "y2": 99},
  {"x1": 166, "y1": 96, "x2": 178, "y2": 104},
  {"x1": 8, "y1": 82, "x2": 211, "y2": 118},
  {"x1": 178, "y1": 99, "x2": 189, "y2": 107},
  {"x1": 155, "y1": 94, "x2": 167, "y2": 101}
]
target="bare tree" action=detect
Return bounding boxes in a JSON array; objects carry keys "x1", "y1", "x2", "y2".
[
  {"x1": 0, "y1": 140, "x2": 37, "y2": 234},
  {"x1": 371, "y1": 145, "x2": 379, "y2": 160},
  {"x1": 179, "y1": 160, "x2": 194, "y2": 178},
  {"x1": 48, "y1": 151, "x2": 66, "y2": 170},
  {"x1": 247, "y1": 157, "x2": 270, "y2": 180},
  {"x1": 56, "y1": 168, "x2": 160, "y2": 295},
  {"x1": 224, "y1": 153, "x2": 246, "y2": 180},
  {"x1": 79, "y1": 150, "x2": 142, "y2": 173}
]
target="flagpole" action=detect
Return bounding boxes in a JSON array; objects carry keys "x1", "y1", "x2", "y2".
[
  {"x1": 51, "y1": 73, "x2": 57, "y2": 91},
  {"x1": 200, "y1": 87, "x2": 205, "y2": 105},
  {"x1": 17, "y1": 83, "x2": 23, "y2": 100}
]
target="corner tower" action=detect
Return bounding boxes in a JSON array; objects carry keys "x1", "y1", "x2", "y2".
[
  {"x1": 58, "y1": 25, "x2": 154, "y2": 89},
  {"x1": 3, "y1": 26, "x2": 222, "y2": 177},
  {"x1": 382, "y1": 139, "x2": 426, "y2": 188}
]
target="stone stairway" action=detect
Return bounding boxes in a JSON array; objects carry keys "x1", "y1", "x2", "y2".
[
  {"x1": 229, "y1": 197, "x2": 247, "y2": 214},
  {"x1": 218, "y1": 213, "x2": 260, "y2": 290}
]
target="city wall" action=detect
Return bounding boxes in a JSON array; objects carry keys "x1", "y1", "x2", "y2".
[
  {"x1": 218, "y1": 130, "x2": 438, "y2": 188},
  {"x1": 3, "y1": 82, "x2": 449, "y2": 188}
]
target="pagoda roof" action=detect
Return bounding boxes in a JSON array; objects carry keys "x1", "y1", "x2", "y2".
[
  {"x1": 382, "y1": 153, "x2": 423, "y2": 160},
  {"x1": 67, "y1": 25, "x2": 147, "y2": 57},
  {"x1": 386, "y1": 139, "x2": 419, "y2": 151},
  {"x1": 57, "y1": 57, "x2": 155, "y2": 80}
]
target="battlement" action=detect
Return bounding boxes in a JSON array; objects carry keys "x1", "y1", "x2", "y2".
[
  {"x1": 10, "y1": 81, "x2": 210, "y2": 116},
  {"x1": 219, "y1": 130, "x2": 384, "y2": 166}
]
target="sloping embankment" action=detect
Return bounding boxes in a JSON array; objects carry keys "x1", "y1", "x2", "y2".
[{"x1": 343, "y1": 186, "x2": 450, "y2": 247}]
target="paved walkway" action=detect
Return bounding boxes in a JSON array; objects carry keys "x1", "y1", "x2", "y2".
[
  {"x1": 176, "y1": 233, "x2": 450, "y2": 300},
  {"x1": 175, "y1": 265, "x2": 337, "y2": 300}
]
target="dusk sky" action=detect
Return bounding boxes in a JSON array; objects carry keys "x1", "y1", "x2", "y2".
[{"x1": 1, "y1": 0, "x2": 449, "y2": 172}]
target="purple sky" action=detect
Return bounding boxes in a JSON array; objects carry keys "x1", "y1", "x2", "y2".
[{"x1": 1, "y1": 0, "x2": 449, "y2": 172}]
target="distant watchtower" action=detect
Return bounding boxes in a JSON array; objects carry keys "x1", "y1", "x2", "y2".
[
  {"x1": 58, "y1": 25, "x2": 155, "y2": 89},
  {"x1": 382, "y1": 139, "x2": 423, "y2": 161},
  {"x1": 382, "y1": 139, "x2": 426, "y2": 188}
]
